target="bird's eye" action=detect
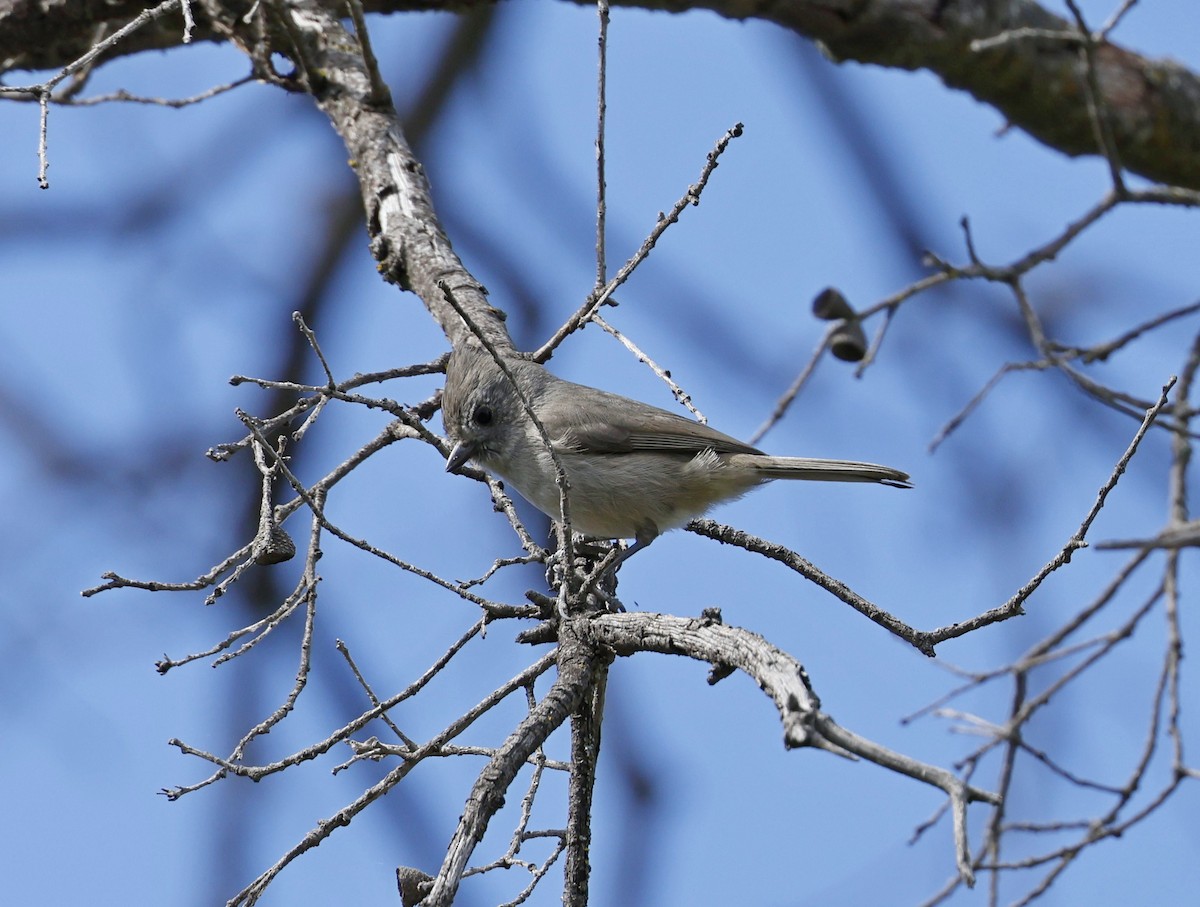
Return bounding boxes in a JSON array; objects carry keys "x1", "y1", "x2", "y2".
[{"x1": 472, "y1": 404, "x2": 493, "y2": 427}]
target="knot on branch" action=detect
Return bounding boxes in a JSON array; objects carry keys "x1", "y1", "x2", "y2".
[
  {"x1": 396, "y1": 866, "x2": 434, "y2": 907},
  {"x1": 544, "y1": 541, "x2": 624, "y2": 617}
]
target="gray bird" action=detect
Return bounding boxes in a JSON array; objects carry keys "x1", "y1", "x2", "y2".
[{"x1": 443, "y1": 343, "x2": 910, "y2": 550}]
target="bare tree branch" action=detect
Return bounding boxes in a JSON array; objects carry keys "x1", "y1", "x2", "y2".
[{"x1": 7, "y1": 1, "x2": 1200, "y2": 188}]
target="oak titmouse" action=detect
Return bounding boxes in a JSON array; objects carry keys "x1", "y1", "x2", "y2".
[{"x1": 443, "y1": 344, "x2": 910, "y2": 548}]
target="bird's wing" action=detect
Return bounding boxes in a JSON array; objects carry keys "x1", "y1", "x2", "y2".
[{"x1": 543, "y1": 387, "x2": 763, "y2": 456}]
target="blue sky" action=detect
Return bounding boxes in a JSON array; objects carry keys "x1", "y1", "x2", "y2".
[{"x1": 2, "y1": 2, "x2": 1198, "y2": 905}]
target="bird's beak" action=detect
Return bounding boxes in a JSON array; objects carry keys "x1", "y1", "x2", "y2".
[{"x1": 445, "y1": 439, "x2": 478, "y2": 473}]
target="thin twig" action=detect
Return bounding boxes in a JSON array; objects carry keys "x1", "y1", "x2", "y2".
[
  {"x1": 923, "y1": 377, "x2": 1176, "y2": 647},
  {"x1": 594, "y1": 0, "x2": 609, "y2": 290},
  {"x1": 749, "y1": 325, "x2": 834, "y2": 446},
  {"x1": 590, "y1": 312, "x2": 706, "y2": 421},
  {"x1": 534, "y1": 122, "x2": 744, "y2": 361}
]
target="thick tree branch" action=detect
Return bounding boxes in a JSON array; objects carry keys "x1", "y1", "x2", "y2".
[
  {"x1": 564, "y1": 664, "x2": 609, "y2": 907},
  {"x1": 421, "y1": 621, "x2": 603, "y2": 907},
  {"x1": 266, "y1": 0, "x2": 510, "y2": 350},
  {"x1": 16, "y1": 0, "x2": 507, "y2": 351},
  {"x1": 594, "y1": 0, "x2": 1200, "y2": 190},
  {"x1": 4, "y1": 1, "x2": 1199, "y2": 190},
  {"x1": 578, "y1": 608, "x2": 999, "y2": 885}
]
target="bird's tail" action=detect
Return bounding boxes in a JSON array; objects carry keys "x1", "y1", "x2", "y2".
[{"x1": 727, "y1": 454, "x2": 912, "y2": 488}]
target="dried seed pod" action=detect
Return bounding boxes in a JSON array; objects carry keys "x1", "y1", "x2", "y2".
[
  {"x1": 812, "y1": 288, "x2": 867, "y2": 361},
  {"x1": 254, "y1": 521, "x2": 296, "y2": 565},
  {"x1": 812, "y1": 286, "x2": 855, "y2": 321},
  {"x1": 829, "y1": 319, "x2": 868, "y2": 362}
]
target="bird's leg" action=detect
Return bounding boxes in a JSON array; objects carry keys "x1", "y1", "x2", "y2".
[
  {"x1": 547, "y1": 522, "x2": 659, "y2": 613},
  {"x1": 578, "y1": 523, "x2": 659, "y2": 597}
]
